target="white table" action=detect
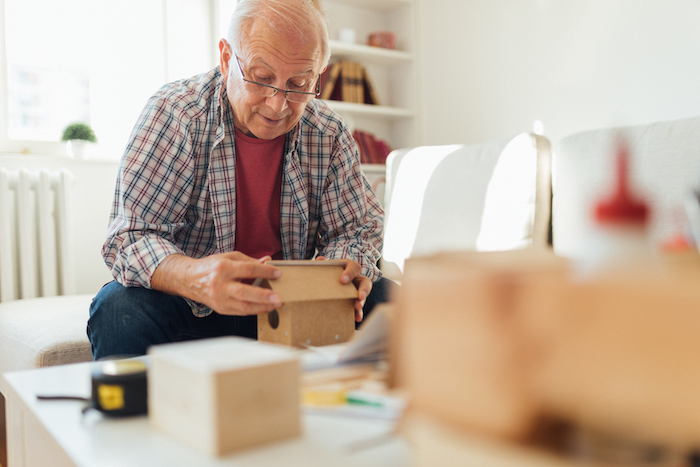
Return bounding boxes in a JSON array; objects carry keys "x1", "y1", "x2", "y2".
[{"x1": 4, "y1": 361, "x2": 410, "y2": 467}]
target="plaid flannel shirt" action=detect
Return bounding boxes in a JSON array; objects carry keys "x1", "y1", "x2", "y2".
[{"x1": 102, "y1": 67, "x2": 384, "y2": 317}]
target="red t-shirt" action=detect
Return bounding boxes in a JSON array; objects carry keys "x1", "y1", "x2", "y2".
[{"x1": 233, "y1": 127, "x2": 285, "y2": 260}]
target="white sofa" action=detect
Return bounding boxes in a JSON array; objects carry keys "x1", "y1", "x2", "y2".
[
  {"x1": 382, "y1": 115, "x2": 700, "y2": 277},
  {"x1": 0, "y1": 157, "x2": 117, "y2": 388}
]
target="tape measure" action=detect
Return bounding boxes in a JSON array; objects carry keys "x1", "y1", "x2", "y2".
[
  {"x1": 90, "y1": 359, "x2": 148, "y2": 416},
  {"x1": 302, "y1": 383, "x2": 347, "y2": 406}
]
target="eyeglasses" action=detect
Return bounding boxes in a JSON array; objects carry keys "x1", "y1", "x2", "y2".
[{"x1": 234, "y1": 55, "x2": 320, "y2": 103}]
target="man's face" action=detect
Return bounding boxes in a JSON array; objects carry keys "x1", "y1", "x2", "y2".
[{"x1": 219, "y1": 20, "x2": 323, "y2": 140}]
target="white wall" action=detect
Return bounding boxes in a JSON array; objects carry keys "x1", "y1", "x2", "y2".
[
  {"x1": 6, "y1": 0, "x2": 700, "y2": 297},
  {"x1": 0, "y1": 155, "x2": 119, "y2": 296},
  {"x1": 419, "y1": 0, "x2": 700, "y2": 145}
]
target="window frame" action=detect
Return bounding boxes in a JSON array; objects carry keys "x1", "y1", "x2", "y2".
[{"x1": 0, "y1": 0, "x2": 233, "y2": 158}]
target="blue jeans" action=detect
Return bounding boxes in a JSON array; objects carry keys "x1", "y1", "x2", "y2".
[{"x1": 87, "y1": 276, "x2": 397, "y2": 360}]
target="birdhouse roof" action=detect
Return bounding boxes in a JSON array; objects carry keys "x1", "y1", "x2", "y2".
[{"x1": 254, "y1": 260, "x2": 359, "y2": 302}]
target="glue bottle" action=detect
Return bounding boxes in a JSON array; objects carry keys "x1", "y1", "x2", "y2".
[{"x1": 575, "y1": 136, "x2": 655, "y2": 279}]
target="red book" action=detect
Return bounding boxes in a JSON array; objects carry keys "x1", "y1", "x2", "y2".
[
  {"x1": 352, "y1": 130, "x2": 371, "y2": 164},
  {"x1": 365, "y1": 132, "x2": 381, "y2": 164},
  {"x1": 375, "y1": 139, "x2": 391, "y2": 164},
  {"x1": 364, "y1": 131, "x2": 380, "y2": 164}
]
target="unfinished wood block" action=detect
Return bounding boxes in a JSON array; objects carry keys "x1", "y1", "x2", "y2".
[
  {"x1": 401, "y1": 412, "x2": 580, "y2": 467},
  {"x1": 395, "y1": 247, "x2": 700, "y2": 454},
  {"x1": 393, "y1": 249, "x2": 568, "y2": 441},
  {"x1": 256, "y1": 260, "x2": 358, "y2": 347},
  {"x1": 148, "y1": 337, "x2": 300, "y2": 456},
  {"x1": 531, "y1": 270, "x2": 700, "y2": 451}
]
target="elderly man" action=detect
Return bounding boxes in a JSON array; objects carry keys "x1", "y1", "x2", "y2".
[{"x1": 87, "y1": 0, "x2": 390, "y2": 359}]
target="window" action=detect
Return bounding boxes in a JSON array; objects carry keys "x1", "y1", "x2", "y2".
[{"x1": 0, "y1": 0, "x2": 235, "y2": 159}]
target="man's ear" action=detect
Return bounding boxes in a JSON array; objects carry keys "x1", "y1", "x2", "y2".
[{"x1": 219, "y1": 39, "x2": 232, "y2": 77}]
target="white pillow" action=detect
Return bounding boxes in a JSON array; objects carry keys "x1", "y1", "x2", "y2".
[{"x1": 382, "y1": 133, "x2": 550, "y2": 279}]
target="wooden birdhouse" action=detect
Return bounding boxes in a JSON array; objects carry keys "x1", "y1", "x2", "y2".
[{"x1": 255, "y1": 260, "x2": 358, "y2": 347}]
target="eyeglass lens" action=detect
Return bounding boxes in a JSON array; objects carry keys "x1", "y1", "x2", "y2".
[{"x1": 244, "y1": 81, "x2": 317, "y2": 103}]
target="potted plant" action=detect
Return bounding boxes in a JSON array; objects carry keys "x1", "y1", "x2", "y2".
[{"x1": 61, "y1": 122, "x2": 97, "y2": 158}]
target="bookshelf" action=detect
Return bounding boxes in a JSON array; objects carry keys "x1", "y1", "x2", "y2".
[
  {"x1": 328, "y1": 40, "x2": 413, "y2": 66},
  {"x1": 321, "y1": 0, "x2": 421, "y2": 174},
  {"x1": 325, "y1": 101, "x2": 414, "y2": 119}
]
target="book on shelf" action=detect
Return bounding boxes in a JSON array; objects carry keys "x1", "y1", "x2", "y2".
[
  {"x1": 320, "y1": 61, "x2": 342, "y2": 100},
  {"x1": 366, "y1": 132, "x2": 382, "y2": 164},
  {"x1": 353, "y1": 61, "x2": 364, "y2": 104},
  {"x1": 352, "y1": 129, "x2": 392, "y2": 165},
  {"x1": 375, "y1": 140, "x2": 391, "y2": 161},
  {"x1": 340, "y1": 61, "x2": 353, "y2": 103},
  {"x1": 341, "y1": 61, "x2": 360, "y2": 103},
  {"x1": 352, "y1": 130, "x2": 369, "y2": 164},
  {"x1": 319, "y1": 60, "x2": 380, "y2": 105},
  {"x1": 361, "y1": 66, "x2": 380, "y2": 106}
]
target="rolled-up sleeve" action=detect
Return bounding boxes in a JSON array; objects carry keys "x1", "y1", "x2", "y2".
[{"x1": 102, "y1": 95, "x2": 195, "y2": 288}]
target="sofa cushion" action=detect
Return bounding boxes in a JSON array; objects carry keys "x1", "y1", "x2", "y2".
[
  {"x1": 381, "y1": 133, "x2": 552, "y2": 279},
  {"x1": 0, "y1": 294, "x2": 93, "y2": 391},
  {"x1": 552, "y1": 115, "x2": 700, "y2": 259}
]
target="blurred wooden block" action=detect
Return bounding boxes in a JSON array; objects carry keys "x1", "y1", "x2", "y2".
[
  {"x1": 529, "y1": 268, "x2": 700, "y2": 451},
  {"x1": 148, "y1": 337, "x2": 300, "y2": 456},
  {"x1": 256, "y1": 260, "x2": 357, "y2": 348},
  {"x1": 400, "y1": 412, "x2": 579, "y2": 467},
  {"x1": 392, "y1": 249, "x2": 568, "y2": 441},
  {"x1": 394, "y1": 247, "x2": 700, "y2": 454}
]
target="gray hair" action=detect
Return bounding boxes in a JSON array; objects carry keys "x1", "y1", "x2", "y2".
[{"x1": 227, "y1": 0, "x2": 331, "y2": 69}]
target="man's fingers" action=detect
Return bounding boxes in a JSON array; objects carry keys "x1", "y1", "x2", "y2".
[
  {"x1": 353, "y1": 275, "x2": 372, "y2": 300},
  {"x1": 351, "y1": 275, "x2": 371, "y2": 322},
  {"x1": 212, "y1": 282, "x2": 283, "y2": 316},
  {"x1": 315, "y1": 256, "x2": 357, "y2": 284},
  {"x1": 354, "y1": 297, "x2": 365, "y2": 322},
  {"x1": 355, "y1": 306, "x2": 363, "y2": 323},
  {"x1": 341, "y1": 260, "x2": 360, "y2": 284},
  {"x1": 228, "y1": 281, "x2": 281, "y2": 305},
  {"x1": 311, "y1": 256, "x2": 368, "y2": 322}
]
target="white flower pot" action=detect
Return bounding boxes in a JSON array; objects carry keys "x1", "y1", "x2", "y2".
[{"x1": 66, "y1": 140, "x2": 88, "y2": 159}]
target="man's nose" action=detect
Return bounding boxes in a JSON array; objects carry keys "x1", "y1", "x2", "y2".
[{"x1": 266, "y1": 91, "x2": 289, "y2": 113}]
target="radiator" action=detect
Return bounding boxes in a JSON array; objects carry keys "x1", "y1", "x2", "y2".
[{"x1": 0, "y1": 168, "x2": 76, "y2": 302}]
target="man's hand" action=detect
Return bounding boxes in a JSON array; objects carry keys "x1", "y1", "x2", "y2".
[
  {"x1": 315, "y1": 256, "x2": 371, "y2": 322},
  {"x1": 151, "y1": 252, "x2": 283, "y2": 316}
]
